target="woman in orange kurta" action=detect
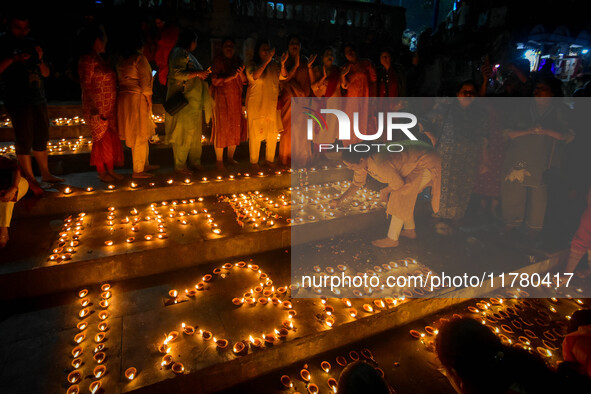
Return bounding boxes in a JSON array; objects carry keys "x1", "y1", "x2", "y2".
[
  {"x1": 211, "y1": 38, "x2": 246, "y2": 170},
  {"x1": 331, "y1": 141, "x2": 441, "y2": 248},
  {"x1": 278, "y1": 36, "x2": 313, "y2": 167},
  {"x1": 340, "y1": 44, "x2": 377, "y2": 146},
  {"x1": 78, "y1": 26, "x2": 123, "y2": 182}
]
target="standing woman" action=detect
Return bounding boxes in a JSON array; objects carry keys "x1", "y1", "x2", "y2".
[
  {"x1": 78, "y1": 25, "x2": 123, "y2": 182},
  {"x1": 211, "y1": 37, "x2": 246, "y2": 170},
  {"x1": 310, "y1": 47, "x2": 342, "y2": 151},
  {"x1": 165, "y1": 29, "x2": 212, "y2": 175},
  {"x1": 278, "y1": 36, "x2": 314, "y2": 167},
  {"x1": 245, "y1": 40, "x2": 280, "y2": 170},
  {"x1": 116, "y1": 34, "x2": 156, "y2": 179},
  {"x1": 340, "y1": 43, "x2": 377, "y2": 145},
  {"x1": 425, "y1": 81, "x2": 487, "y2": 228}
]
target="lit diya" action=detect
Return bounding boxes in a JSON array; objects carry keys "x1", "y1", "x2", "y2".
[
  {"x1": 327, "y1": 378, "x2": 338, "y2": 391},
  {"x1": 98, "y1": 311, "x2": 109, "y2": 320},
  {"x1": 161, "y1": 354, "x2": 173, "y2": 366},
  {"x1": 280, "y1": 375, "x2": 293, "y2": 388},
  {"x1": 98, "y1": 322, "x2": 108, "y2": 332},
  {"x1": 89, "y1": 381, "x2": 101, "y2": 394},
  {"x1": 409, "y1": 330, "x2": 422, "y2": 339},
  {"x1": 77, "y1": 321, "x2": 88, "y2": 331},
  {"x1": 71, "y1": 358, "x2": 82, "y2": 369},
  {"x1": 264, "y1": 333, "x2": 277, "y2": 344},
  {"x1": 300, "y1": 369, "x2": 311, "y2": 381},
  {"x1": 100, "y1": 283, "x2": 110, "y2": 292},
  {"x1": 67, "y1": 371, "x2": 81, "y2": 384},
  {"x1": 321, "y1": 361, "x2": 331, "y2": 373},
  {"x1": 94, "y1": 344, "x2": 105, "y2": 353},
  {"x1": 93, "y1": 352, "x2": 106, "y2": 364},
  {"x1": 537, "y1": 347, "x2": 553, "y2": 358},
  {"x1": 201, "y1": 330, "x2": 213, "y2": 340},
  {"x1": 214, "y1": 338, "x2": 228, "y2": 348},
  {"x1": 349, "y1": 308, "x2": 358, "y2": 318},
  {"x1": 171, "y1": 362, "x2": 185, "y2": 374},
  {"x1": 249, "y1": 336, "x2": 262, "y2": 348},
  {"x1": 233, "y1": 341, "x2": 246, "y2": 354},
  {"x1": 182, "y1": 323, "x2": 195, "y2": 335},
  {"x1": 308, "y1": 383, "x2": 319, "y2": 393},
  {"x1": 66, "y1": 384, "x2": 80, "y2": 394},
  {"x1": 74, "y1": 333, "x2": 85, "y2": 344},
  {"x1": 125, "y1": 367, "x2": 137, "y2": 380},
  {"x1": 80, "y1": 298, "x2": 90, "y2": 307},
  {"x1": 362, "y1": 304, "x2": 374, "y2": 313},
  {"x1": 72, "y1": 346, "x2": 83, "y2": 358},
  {"x1": 258, "y1": 297, "x2": 268, "y2": 305},
  {"x1": 94, "y1": 333, "x2": 106, "y2": 343},
  {"x1": 93, "y1": 365, "x2": 106, "y2": 378},
  {"x1": 79, "y1": 308, "x2": 90, "y2": 318}
]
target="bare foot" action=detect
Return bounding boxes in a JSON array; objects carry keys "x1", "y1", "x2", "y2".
[
  {"x1": 371, "y1": 238, "x2": 399, "y2": 248},
  {"x1": 0, "y1": 228, "x2": 8, "y2": 248},
  {"x1": 132, "y1": 172, "x2": 154, "y2": 179},
  {"x1": 42, "y1": 175, "x2": 64, "y2": 183},
  {"x1": 29, "y1": 182, "x2": 44, "y2": 197},
  {"x1": 264, "y1": 160, "x2": 277, "y2": 169},
  {"x1": 107, "y1": 171, "x2": 124, "y2": 180},
  {"x1": 176, "y1": 168, "x2": 193, "y2": 175},
  {"x1": 400, "y1": 229, "x2": 417, "y2": 239},
  {"x1": 99, "y1": 172, "x2": 115, "y2": 182},
  {"x1": 216, "y1": 162, "x2": 226, "y2": 171},
  {"x1": 190, "y1": 164, "x2": 203, "y2": 172},
  {"x1": 228, "y1": 158, "x2": 239, "y2": 165},
  {"x1": 250, "y1": 163, "x2": 260, "y2": 172}
]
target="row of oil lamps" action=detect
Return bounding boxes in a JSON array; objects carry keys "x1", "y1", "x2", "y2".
[
  {"x1": 157, "y1": 261, "x2": 297, "y2": 375},
  {"x1": 68, "y1": 284, "x2": 137, "y2": 393},
  {"x1": 48, "y1": 212, "x2": 86, "y2": 263},
  {"x1": 221, "y1": 191, "x2": 290, "y2": 229},
  {"x1": 61, "y1": 170, "x2": 293, "y2": 195},
  {"x1": 278, "y1": 347, "x2": 378, "y2": 393},
  {"x1": 408, "y1": 296, "x2": 587, "y2": 366}
]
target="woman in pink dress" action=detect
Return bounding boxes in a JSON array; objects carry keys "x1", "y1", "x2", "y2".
[
  {"x1": 78, "y1": 26, "x2": 123, "y2": 182},
  {"x1": 341, "y1": 43, "x2": 377, "y2": 146},
  {"x1": 211, "y1": 38, "x2": 246, "y2": 170}
]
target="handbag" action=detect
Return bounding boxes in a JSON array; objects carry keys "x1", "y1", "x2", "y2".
[{"x1": 164, "y1": 90, "x2": 188, "y2": 116}]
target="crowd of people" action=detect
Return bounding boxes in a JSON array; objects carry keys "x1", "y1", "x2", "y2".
[{"x1": 1, "y1": 13, "x2": 591, "y2": 267}]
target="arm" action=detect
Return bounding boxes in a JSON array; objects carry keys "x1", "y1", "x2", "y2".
[
  {"x1": 330, "y1": 169, "x2": 366, "y2": 207},
  {"x1": 504, "y1": 129, "x2": 533, "y2": 140},
  {"x1": 340, "y1": 64, "x2": 350, "y2": 90},
  {"x1": 251, "y1": 57, "x2": 273, "y2": 81},
  {"x1": 306, "y1": 54, "x2": 317, "y2": 85},
  {"x1": 311, "y1": 66, "x2": 327, "y2": 95},
  {"x1": 0, "y1": 52, "x2": 31, "y2": 75},
  {"x1": 280, "y1": 53, "x2": 299, "y2": 82},
  {"x1": 169, "y1": 49, "x2": 206, "y2": 81}
]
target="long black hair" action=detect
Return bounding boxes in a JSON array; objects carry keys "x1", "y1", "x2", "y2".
[{"x1": 175, "y1": 28, "x2": 197, "y2": 50}]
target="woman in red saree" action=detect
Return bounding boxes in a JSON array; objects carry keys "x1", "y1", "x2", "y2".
[
  {"x1": 211, "y1": 38, "x2": 246, "y2": 170},
  {"x1": 278, "y1": 36, "x2": 314, "y2": 167},
  {"x1": 78, "y1": 26, "x2": 123, "y2": 182}
]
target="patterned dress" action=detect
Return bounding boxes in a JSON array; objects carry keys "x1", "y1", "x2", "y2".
[
  {"x1": 211, "y1": 55, "x2": 244, "y2": 148},
  {"x1": 434, "y1": 102, "x2": 486, "y2": 220},
  {"x1": 78, "y1": 53, "x2": 123, "y2": 171}
]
